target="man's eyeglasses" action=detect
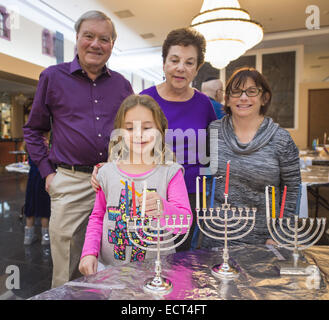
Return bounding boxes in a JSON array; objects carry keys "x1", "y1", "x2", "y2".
[{"x1": 229, "y1": 86, "x2": 262, "y2": 98}]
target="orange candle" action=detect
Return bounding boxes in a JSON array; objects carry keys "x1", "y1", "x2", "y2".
[
  {"x1": 202, "y1": 176, "x2": 206, "y2": 209},
  {"x1": 279, "y1": 186, "x2": 287, "y2": 219},
  {"x1": 272, "y1": 186, "x2": 276, "y2": 219}
]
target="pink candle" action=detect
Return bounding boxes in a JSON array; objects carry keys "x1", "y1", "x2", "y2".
[
  {"x1": 132, "y1": 181, "x2": 136, "y2": 217},
  {"x1": 224, "y1": 161, "x2": 230, "y2": 195},
  {"x1": 279, "y1": 185, "x2": 287, "y2": 219}
]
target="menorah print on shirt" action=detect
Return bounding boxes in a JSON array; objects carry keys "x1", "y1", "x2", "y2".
[{"x1": 107, "y1": 188, "x2": 157, "y2": 262}]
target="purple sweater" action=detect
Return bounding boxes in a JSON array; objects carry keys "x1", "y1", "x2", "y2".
[{"x1": 140, "y1": 86, "x2": 217, "y2": 193}]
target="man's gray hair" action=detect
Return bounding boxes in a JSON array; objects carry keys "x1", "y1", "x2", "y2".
[
  {"x1": 74, "y1": 10, "x2": 117, "y2": 42},
  {"x1": 201, "y1": 78, "x2": 223, "y2": 100}
]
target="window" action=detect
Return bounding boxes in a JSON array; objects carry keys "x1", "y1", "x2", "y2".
[
  {"x1": 0, "y1": 6, "x2": 10, "y2": 40},
  {"x1": 42, "y1": 29, "x2": 53, "y2": 56},
  {"x1": 221, "y1": 46, "x2": 301, "y2": 129}
]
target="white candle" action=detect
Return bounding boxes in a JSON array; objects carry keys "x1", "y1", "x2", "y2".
[
  {"x1": 196, "y1": 176, "x2": 200, "y2": 209},
  {"x1": 141, "y1": 181, "x2": 147, "y2": 218},
  {"x1": 265, "y1": 186, "x2": 270, "y2": 218}
]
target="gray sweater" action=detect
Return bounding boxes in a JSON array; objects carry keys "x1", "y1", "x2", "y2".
[{"x1": 201, "y1": 116, "x2": 301, "y2": 247}]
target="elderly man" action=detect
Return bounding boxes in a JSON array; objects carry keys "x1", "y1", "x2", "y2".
[
  {"x1": 23, "y1": 11, "x2": 133, "y2": 288},
  {"x1": 201, "y1": 77, "x2": 225, "y2": 119}
]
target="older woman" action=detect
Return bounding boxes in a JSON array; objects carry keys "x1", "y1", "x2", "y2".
[
  {"x1": 202, "y1": 67, "x2": 301, "y2": 248},
  {"x1": 141, "y1": 28, "x2": 217, "y2": 250}
]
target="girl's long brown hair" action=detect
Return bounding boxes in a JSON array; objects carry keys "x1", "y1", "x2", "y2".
[{"x1": 108, "y1": 94, "x2": 175, "y2": 164}]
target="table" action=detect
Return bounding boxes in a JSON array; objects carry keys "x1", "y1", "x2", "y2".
[
  {"x1": 300, "y1": 149, "x2": 329, "y2": 167},
  {"x1": 5, "y1": 162, "x2": 30, "y2": 174},
  {"x1": 8, "y1": 150, "x2": 27, "y2": 163},
  {"x1": 301, "y1": 166, "x2": 329, "y2": 217},
  {"x1": 29, "y1": 245, "x2": 329, "y2": 300}
]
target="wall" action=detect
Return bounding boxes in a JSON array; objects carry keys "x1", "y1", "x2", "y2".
[
  {"x1": 0, "y1": 14, "x2": 75, "y2": 68},
  {"x1": 290, "y1": 81, "x2": 329, "y2": 149}
]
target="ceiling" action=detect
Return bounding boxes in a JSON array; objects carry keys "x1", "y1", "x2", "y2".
[
  {"x1": 43, "y1": 0, "x2": 329, "y2": 81},
  {"x1": 2, "y1": 0, "x2": 329, "y2": 94},
  {"x1": 42, "y1": 0, "x2": 329, "y2": 51}
]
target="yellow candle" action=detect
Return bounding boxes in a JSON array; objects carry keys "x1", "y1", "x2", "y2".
[
  {"x1": 203, "y1": 176, "x2": 206, "y2": 209},
  {"x1": 271, "y1": 186, "x2": 276, "y2": 218}
]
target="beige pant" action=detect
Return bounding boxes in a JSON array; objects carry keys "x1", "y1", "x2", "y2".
[{"x1": 48, "y1": 167, "x2": 95, "y2": 288}]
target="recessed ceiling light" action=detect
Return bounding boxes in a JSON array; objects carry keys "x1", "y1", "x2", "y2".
[
  {"x1": 140, "y1": 33, "x2": 155, "y2": 39},
  {"x1": 318, "y1": 56, "x2": 329, "y2": 60},
  {"x1": 114, "y1": 10, "x2": 134, "y2": 19}
]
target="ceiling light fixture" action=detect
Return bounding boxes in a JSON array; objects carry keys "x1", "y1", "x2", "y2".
[{"x1": 191, "y1": 0, "x2": 264, "y2": 69}]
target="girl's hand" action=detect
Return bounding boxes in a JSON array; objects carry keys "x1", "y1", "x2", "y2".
[
  {"x1": 138, "y1": 192, "x2": 163, "y2": 218},
  {"x1": 90, "y1": 163, "x2": 105, "y2": 192},
  {"x1": 79, "y1": 255, "x2": 98, "y2": 275},
  {"x1": 45, "y1": 172, "x2": 56, "y2": 193}
]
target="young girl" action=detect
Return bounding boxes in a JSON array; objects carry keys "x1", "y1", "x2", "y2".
[{"x1": 79, "y1": 94, "x2": 192, "y2": 275}]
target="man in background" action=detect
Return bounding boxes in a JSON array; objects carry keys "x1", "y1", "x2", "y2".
[{"x1": 201, "y1": 77, "x2": 225, "y2": 119}]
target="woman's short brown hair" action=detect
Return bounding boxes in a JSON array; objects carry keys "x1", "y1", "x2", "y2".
[
  {"x1": 162, "y1": 27, "x2": 206, "y2": 69},
  {"x1": 224, "y1": 67, "x2": 272, "y2": 116}
]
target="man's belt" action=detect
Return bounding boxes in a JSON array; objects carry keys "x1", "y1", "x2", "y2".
[{"x1": 57, "y1": 164, "x2": 94, "y2": 174}]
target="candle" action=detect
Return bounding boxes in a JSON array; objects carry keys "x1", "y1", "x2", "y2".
[
  {"x1": 196, "y1": 177, "x2": 200, "y2": 209},
  {"x1": 120, "y1": 180, "x2": 142, "y2": 197},
  {"x1": 141, "y1": 181, "x2": 147, "y2": 218},
  {"x1": 132, "y1": 181, "x2": 136, "y2": 217},
  {"x1": 279, "y1": 185, "x2": 287, "y2": 219},
  {"x1": 125, "y1": 181, "x2": 130, "y2": 219},
  {"x1": 202, "y1": 176, "x2": 206, "y2": 209},
  {"x1": 296, "y1": 184, "x2": 302, "y2": 216},
  {"x1": 224, "y1": 161, "x2": 230, "y2": 195},
  {"x1": 271, "y1": 186, "x2": 276, "y2": 219},
  {"x1": 324, "y1": 132, "x2": 327, "y2": 145},
  {"x1": 265, "y1": 186, "x2": 270, "y2": 218},
  {"x1": 210, "y1": 177, "x2": 216, "y2": 208}
]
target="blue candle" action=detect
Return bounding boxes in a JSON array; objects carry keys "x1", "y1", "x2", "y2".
[
  {"x1": 295, "y1": 184, "x2": 302, "y2": 215},
  {"x1": 210, "y1": 177, "x2": 216, "y2": 208},
  {"x1": 125, "y1": 181, "x2": 130, "y2": 218}
]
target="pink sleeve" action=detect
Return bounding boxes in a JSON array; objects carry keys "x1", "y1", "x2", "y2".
[
  {"x1": 80, "y1": 189, "x2": 107, "y2": 259},
  {"x1": 161, "y1": 169, "x2": 193, "y2": 234}
]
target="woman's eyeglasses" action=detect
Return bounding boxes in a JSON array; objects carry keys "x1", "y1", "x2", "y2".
[{"x1": 229, "y1": 86, "x2": 263, "y2": 98}]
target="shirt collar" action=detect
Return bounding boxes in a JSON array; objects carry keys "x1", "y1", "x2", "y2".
[{"x1": 70, "y1": 55, "x2": 111, "y2": 77}]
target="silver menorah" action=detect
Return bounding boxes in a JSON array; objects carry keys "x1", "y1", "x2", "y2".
[
  {"x1": 265, "y1": 186, "x2": 327, "y2": 275},
  {"x1": 196, "y1": 177, "x2": 257, "y2": 279},
  {"x1": 127, "y1": 200, "x2": 191, "y2": 295}
]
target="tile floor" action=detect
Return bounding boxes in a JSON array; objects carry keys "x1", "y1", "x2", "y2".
[{"x1": 0, "y1": 170, "x2": 52, "y2": 300}]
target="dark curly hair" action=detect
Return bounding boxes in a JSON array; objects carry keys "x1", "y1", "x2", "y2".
[
  {"x1": 162, "y1": 27, "x2": 206, "y2": 69},
  {"x1": 224, "y1": 67, "x2": 272, "y2": 116}
]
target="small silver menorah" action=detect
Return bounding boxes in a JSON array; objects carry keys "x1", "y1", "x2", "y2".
[
  {"x1": 127, "y1": 200, "x2": 191, "y2": 295},
  {"x1": 265, "y1": 186, "x2": 327, "y2": 275},
  {"x1": 196, "y1": 177, "x2": 257, "y2": 279}
]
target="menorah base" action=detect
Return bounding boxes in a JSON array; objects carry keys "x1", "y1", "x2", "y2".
[
  {"x1": 143, "y1": 276, "x2": 173, "y2": 295},
  {"x1": 211, "y1": 262, "x2": 239, "y2": 279},
  {"x1": 279, "y1": 260, "x2": 311, "y2": 276}
]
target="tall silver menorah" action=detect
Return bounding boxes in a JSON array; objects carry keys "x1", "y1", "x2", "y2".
[
  {"x1": 127, "y1": 200, "x2": 191, "y2": 295},
  {"x1": 196, "y1": 176, "x2": 256, "y2": 279},
  {"x1": 265, "y1": 186, "x2": 327, "y2": 275}
]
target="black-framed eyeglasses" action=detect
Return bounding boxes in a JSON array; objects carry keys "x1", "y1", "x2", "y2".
[{"x1": 229, "y1": 86, "x2": 263, "y2": 98}]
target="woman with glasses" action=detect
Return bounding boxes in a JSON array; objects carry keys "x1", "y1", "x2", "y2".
[{"x1": 202, "y1": 67, "x2": 301, "y2": 248}]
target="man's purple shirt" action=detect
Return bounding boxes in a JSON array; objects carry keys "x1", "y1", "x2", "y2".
[{"x1": 23, "y1": 56, "x2": 133, "y2": 178}]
